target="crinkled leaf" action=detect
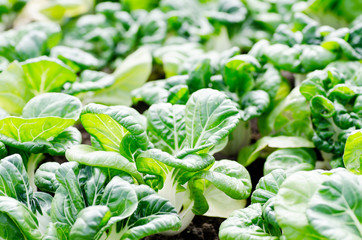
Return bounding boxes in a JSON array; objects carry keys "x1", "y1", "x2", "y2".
[
  {"x1": 264, "y1": 148, "x2": 316, "y2": 175},
  {"x1": 252, "y1": 169, "x2": 287, "y2": 205},
  {"x1": 219, "y1": 203, "x2": 278, "y2": 240},
  {"x1": 306, "y1": 171, "x2": 362, "y2": 240}
]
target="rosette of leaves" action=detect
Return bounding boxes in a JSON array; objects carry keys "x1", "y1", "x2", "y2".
[
  {"x1": 251, "y1": 13, "x2": 362, "y2": 74},
  {"x1": 35, "y1": 161, "x2": 181, "y2": 240},
  {"x1": 61, "y1": 1, "x2": 167, "y2": 66},
  {"x1": 221, "y1": 167, "x2": 362, "y2": 240},
  {"x1": 274, "y1": 168, "x2": 362, "y2": 240},
  {"x1": 160, "y1": 0, "x2": 247, "y2": 43},
  {"x1": 300, "y1": 62, "x2": 362, "y2": 167},
  {"x1": 133, "y1": 53, "x2": 289, "y2": 156},
  {"x1": 67, "y1": 89, "x2": 252, "y2": 233}
]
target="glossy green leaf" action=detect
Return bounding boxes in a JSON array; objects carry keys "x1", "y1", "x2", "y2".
[
  {"x1": 185, "y1": 89, "x2": 240, "y2": 150},
  {"x1": 35, "y1": 162, "x2": 60, "y2": 193},
  {"x1": 66, "y1": 145, "x2": 144, "y2": 184},
  {"x1": 80, "y1": 103, "x2": 149, "y2": 152},
  {"x1": 69, "y1": 206, "x2": 111, "y2": 240},
  {"x1": 189, "y1": 160, "x2": 251, "y2": 215},
  {"x1": 264, "y1": 148, "x2": 316, "y2": 175},
  {"x1": 0, "y1": 154, "x2": 32, "y2": 206},
  {"x1": 100, "y1": 177, "x2": 138, "y2": 218},
  {"x1": 238, "y1": 136, "x2": 314, "y2": 167},
  {"x1": 310, "y1": 95, "x2": 335, "y2": 118},
  {"x1": 275, "y1": 171, "x2": 329, "y2": 240},
  {"x1": 251, "y1": 169, "x2": 287, "y2": 205},
  {"x1": 51, "y1": 46, "x2": 101, "y2": 71},
  {"x1": 21, "y1": 56, "x2": 77, "y2": 95},
  {"x1": 306, "y1": 171, "x2": 362, "y2": 240},
  {"x1": 118, "y1": 184, "x2": 181, "y2": 239},
  {"x1": 147, "y1": 103, "x2": 186, "y2": 154},
  {"x1": 0, "y1": 93, "x2": 81, "y2": 144},
  {"x1": 222, "y1": 55, "x2": 260, "y2": 96},
  {"x1": 219, "y1": 203, "x2": 278, "y2": 240},
  {"x1": 0, "y1": 61, "x2": 30, "y2": 115},
  {"x1": 343, "y1": 130, "x2": 362, "y2": 174},
  {"x1": 0, "y1": 196, "x2": 43, "y2": 240}
]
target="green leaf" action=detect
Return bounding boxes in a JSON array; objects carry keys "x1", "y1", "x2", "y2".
[
  {"x1": 147, "y1": 103, "x2": 186, "y2": 154},
  {"x1": 0, "y1": 141, "x2": 7, "y2": 159},
  {"x1": 65, "y1": 145, "x2": 144, "y2": 184},
  {"x1": 306, "y1": 171, "x2": 362, "y2": 240},
  {"x1": 0, "y1": 61, "x2": 30, "y2": 115},
  {"x1": 21, "y1": 56, "x2": 77, "y2": 95},
  {"x1": 310, "y1": 95, "x2": 335, "y2": 118},
  {"x1": 238, "y1": 136, "x2": 314, "y2": 167},
  {"x1": 240, "y1": 90, "x2": 270, "y2": 121},
  {"x1": 222, "y1": 55, "x2": 260, "y2": 96},
  {"x1": 343, "y1": 130, "x2": 362, "y2": 174},
  {"x1": 258, "y1": 86, "x2": 313, "y2": 138},
  {"x1": 187, "y1": 58, "x2": 212, "y2": 93},
  {"x1": 185, "y1": 89, "x2": 240, "y2": 150},
  {"x1": 264, "y1": 148, "x2": 316, "y2": 175},
  {"x1": 300, "y1": 45, "x2": 337, "y2": 72},
  {"x1": 275, "y1": 171, "x2": 329, "y2": 240},
  {"x1": 64, "y1": 70, "x2": 115, "y2": 95},
  {"x1": 51, "y1": 46, "x2": 101, "y2": 72},
  {"x1": 251, "y1": 169, "x2": 287, "y2": 205},
  {"x1": 219, "y1": 203, "x2": 278, "y2": 240},
  {"x1": 35, "y1": 162, "x2": 60, "y2": 193},
  {"x1": 47, "y1": 127, "x2": 82, "y2": 155},
  {"x1": 0, "y1": 196, "x2": 43, "y2": 240},
  {"x1": 22, "y1": 93, "x2": 82, "y2": 120},
  {"x1": 136, "y1": 149, "x2": 215, "y2": 183},
  {"x1": 100, "y1": 177, "x2": 138, "y2": 218},
  {"x1": 264, "y1": 44, "x2": 301, "y2": 72},
  {"x1": 0, "y1": 93, "x2": 81, "y2": 144},
  {"x1": 80, "y1": 103, "x2": 149, "y2": 152},
  {"x1": 69, "y1": 206, "x2": 111, "y2": 240},
  {"x1": 92, "y1": 47, "x2": 152, "y2": 106},
  {"x1": 119, "y1": 185, "x2": 181, "y2": 239},
  {"x1": 0, "y1": 154, "x2": 32, "y2": 206},
  {"x1": 55, "y1": 162, "x2": 85, "y2": 213}
]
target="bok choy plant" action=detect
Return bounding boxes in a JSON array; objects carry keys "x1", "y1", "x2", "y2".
[
  {"x1": 300, "y1": 61, "x2": 362, "y2": 167},
  {"x1": 0, "y1": 154, "x2": 181, "y2": 239},
  {"x1": 39, "y1": 161, "x2": 181, "y2": 239},
  {"x1": 220, "y1": 168, "x2": 362, "y2": 240},
  {"x1": 67, "y1": 89, "x2": 252, "y2": 234}
]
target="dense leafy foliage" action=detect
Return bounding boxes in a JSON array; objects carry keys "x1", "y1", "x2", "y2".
[{"x1": 0, "y1": 0, "x2": 361, "y2": 239}]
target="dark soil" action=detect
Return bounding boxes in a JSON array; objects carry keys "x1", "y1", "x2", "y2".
[{"x1": 143, "y1": 216, "x2": 225, "y2": 240}]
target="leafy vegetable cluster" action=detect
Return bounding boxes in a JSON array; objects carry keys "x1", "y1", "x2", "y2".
[{"x1": 0, "y1": 0, "x2": 361, "y2": 239}]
